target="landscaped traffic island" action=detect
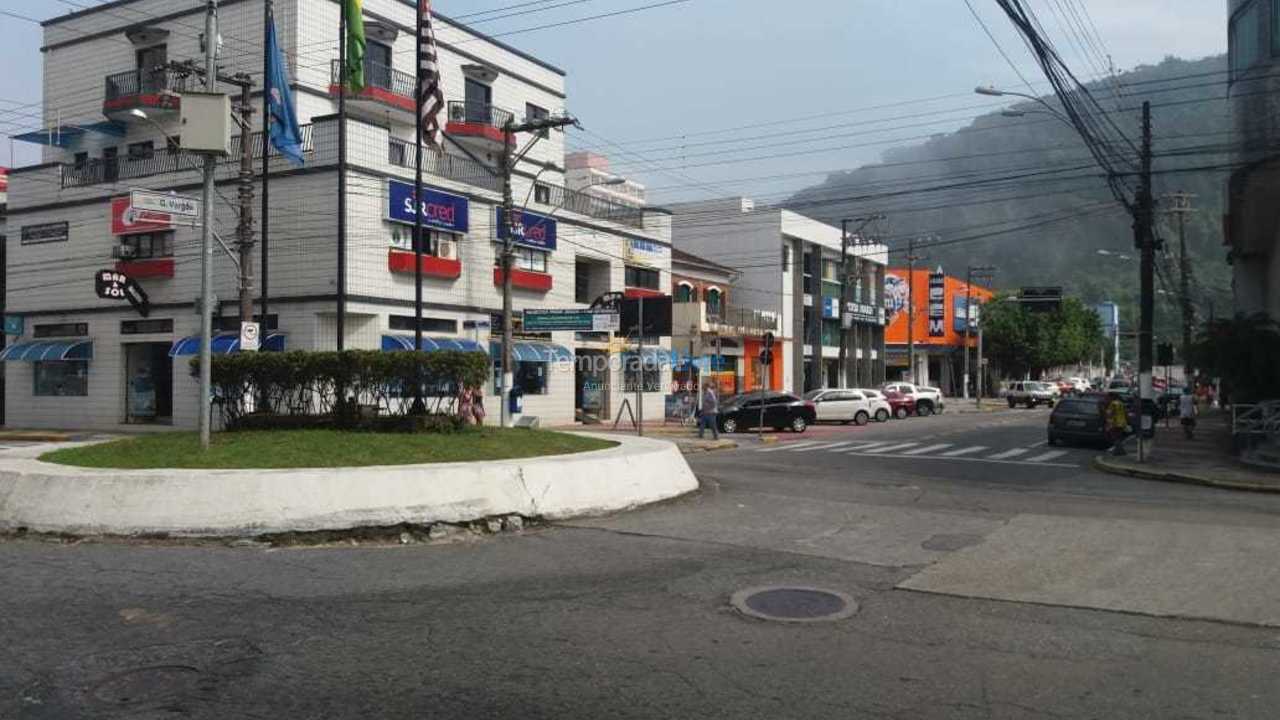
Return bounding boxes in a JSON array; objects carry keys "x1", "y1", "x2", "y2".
[{"x1": 40, "y1": 429, "x2": 617, "y2": 470}]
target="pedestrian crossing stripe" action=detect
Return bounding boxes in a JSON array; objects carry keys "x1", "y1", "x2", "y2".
[
  {"x1": 756, "y1": 441, "x2": 821, "y2": 453},
  {"x1": 862, "y1": 443, "x2": 919, "y2": 454},
  {"x1": 987, "y1": 448, "x2": 1030, "y2": 460},
  {"x1": 902, "y1": 444, "x2": 953, "y2": 455},
  {"x1": 789, "y1": 441, "x2": 859, "y2": 452},
  {"x1": 941, "y1": 446, "x2": 988, "y2": 457},
  {"x1": 1026, "y1": 450, "x2": 1069, "y2": 463}
]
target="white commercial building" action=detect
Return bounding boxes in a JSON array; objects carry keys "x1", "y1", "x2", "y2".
[
  {"x1": 670, "y1": 197, "x2": 889, "y2": 395},
  {"x1": 3, "y1": 0, "x2": 672, "y2": 430}
]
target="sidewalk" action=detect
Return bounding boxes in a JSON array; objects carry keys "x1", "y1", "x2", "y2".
[
  {"x1": 1092, "y1": 411, "x2": 1280, "y2": 493},
  {"x1": 943, "y1": 399, "x2": 1009, "y2": 414}
]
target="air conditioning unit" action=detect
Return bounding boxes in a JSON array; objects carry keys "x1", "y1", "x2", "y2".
[
  {"x1": 113, "y1": 245, "x2": 137, "y2": 260},
  {"x1": 437, "y1": 238, "x2": 456, "y2": 259},
  {"x1": 449, "y1": 103, "x2": 466, "y2": 122}
]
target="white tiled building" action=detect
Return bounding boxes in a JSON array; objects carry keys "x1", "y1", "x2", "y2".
[{"x1": 4, "y1": 0, "x2": 672, "y2": 430}]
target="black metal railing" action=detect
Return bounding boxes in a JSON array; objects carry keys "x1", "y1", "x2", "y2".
[
  {"x1": 684, "y1": 301, "x2": 778, "y2": 334},
  {"x1": 447, "y1": 100, "x2": 516, "y2": 129},
  {"x1": 388, "y1": 138, "x2": 503, "y2": 192},
  {"x1": 329, "y1": 59, "x2": 415, "y2": 99},
  {"x1": 540, "y1": 182, "x2": 646, "y2": 228},
  {"x1": 61, "y1": 124, "x2": 314, "y2": 188},
  {"x1": 104, "y1": 67, "x2": 187, "y2": 103}
]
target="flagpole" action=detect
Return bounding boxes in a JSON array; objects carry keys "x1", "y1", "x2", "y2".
[
  {"x1": 336, "y1": 1, "x2": 347, "y2": 351},
  {"x1": 260, "y1": 0, "x2": 272, "y2": 334},
  {"x1": 411, "y1": 0, "x2": 425, "y2": 414}
]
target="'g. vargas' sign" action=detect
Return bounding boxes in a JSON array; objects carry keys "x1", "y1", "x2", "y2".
[{"x1": 95, "y1": 269, "x2": 151, "y2": 317}]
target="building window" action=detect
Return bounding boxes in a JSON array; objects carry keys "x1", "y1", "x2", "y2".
[
  {"x1": 121, "y1": 318, "x2": 174, "y2": 334},
  {"x1": 498, "y1": 247, "x2": 548, "y2": 273},
  {"x1": 623, "y1": 355, "x2": 662, "y2": 393},
  {"x1": 625, "y1": 265, "x2": 660, "y2": 290},
  {"x1": 515, "y1": 360, "x2": 549, "y2": 395},
  {"x1": 102, "y1": 147, "x2": 119, "y2": 182},
  {"x1": 389, "y1": 315, "x2": 458, "y2": 334},
  {"x1": 706, "y1": 287, "x2": 722, "y2": 316},
  {"x1": 119, "y1": 231, "x2": 174, "y2": 259},
  {"x1": 675, "y1": 283, "x2": 695, "y2": 303},
  {"x1": 802, "y1": 252, "x2": 814, "y2": 295},
  {"x1": 821, "y1": 259, "x2": 839, "y2": 282},
  {"x1": 782, "y1": 246, "x2": 790, "y2": 272},
  {"x1": 392, "y1": 226, "x2": 451, "y2": 256},
  {"x1": 534, "y1": 183, "x2": 551, "y2": 204},
  {"x1": 73, "y1": 151, "x2": 88, "y2": 169},
  {"x1": 1231, "y1": 0, "x2": 1265, "y2": 79},
  {"x1": 464, "y1": 78, "x2": 492, "y2": 123},
  {"x1": 365, "y1": 40, "x2": 393, "y2": 89},
  {"x1": 34, "y1": 361, "x2": 88, "y2": 396},
  {"x1": 127, "y1": 141, "x2": 154, "y2": 161},
  {"x1": 526, "y1": 102, "x2": 550, "y2": 137},
  {"x1": 33, "y1": 322, "x2": 89, "y2": 338}
]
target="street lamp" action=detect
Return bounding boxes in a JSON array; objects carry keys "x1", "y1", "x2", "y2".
[
  {"x1": 1096, "y1": 249, "x2": 1133, "y2": 261},
  {"x1": 977, "y1": 86, "x2": 1074, "y2": 130}
]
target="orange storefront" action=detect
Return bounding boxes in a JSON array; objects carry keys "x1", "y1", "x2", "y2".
[{"x1": 883, "y1": 269, "x2": 994, "y2": 390}]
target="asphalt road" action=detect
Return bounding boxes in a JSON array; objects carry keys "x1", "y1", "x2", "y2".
[{"x1": 4, "y1": 408, "x2": 1280, "y2": 719}]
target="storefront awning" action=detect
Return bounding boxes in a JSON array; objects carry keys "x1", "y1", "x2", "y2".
[
  {"x1": 12, "y1": 121, "x2": 126, "y2": 147},
  {"x1": 490, "y1": 340, "x2": 574, "y2": 363},
  {"x1": 168, "y1": 332, "x2": 286, "y2": 357},
  {"x1": 381, "y1": 335, "x2": 486, "y2": 353},
  {"x1": 0, "y1": 339, "x2": 94, "y2": 362}
]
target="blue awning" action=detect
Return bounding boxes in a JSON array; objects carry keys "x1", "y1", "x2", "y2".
[
  {"x1": 169, "y1": 332, "x2": 286, "y2": 357},
  {"x1": 0, "y1": 339, "x2": 94, "y2": 362},
  {"x1": 12, "y1": 121, "x2": 126, "y2": 147},
  {"x1": 381, "y1": 335, "x2": 487, "y2": 353},
  {"x1": 489, "y1": 340, "x2": 574, "y2": 363}
]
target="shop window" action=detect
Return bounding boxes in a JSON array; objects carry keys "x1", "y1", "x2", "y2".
[
  {"x1": 34, "y1": 361, "x2": 88, "y2": 396},
  {"x1": 119, "y1": 231, "x2": 174, "y2": 259},
  {"x1": 389, "y1": 315, "x2": 458, "y2": 333},
  {"x1": 33, "y1": 322, "x2": 88, "y2": 338},
  {"x1": 497, "y1": 247, "x2": 548, "y2": 273},
  {"x1": 623, "y1": 355, "x2": 662, "y2": 393},
  {"x1": 495, "y1": 360, "x2": 549, "y2": 395},
  {"x1": 625, "y1": 265, "x2": 660, "y2": 290}
]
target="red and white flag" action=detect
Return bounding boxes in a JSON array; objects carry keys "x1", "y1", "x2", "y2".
[{"x1": 417, "y1": 0, "x2": 445, "y2": 148}]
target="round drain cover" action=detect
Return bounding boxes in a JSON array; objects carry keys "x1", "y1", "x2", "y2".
[{"x1": 730, "y1": 586, "x2": 858, "y2": 623}]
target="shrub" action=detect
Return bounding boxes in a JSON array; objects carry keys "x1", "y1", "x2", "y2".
[{"x1": 195, "y1": 350, "x2": 491, "y2": 430}]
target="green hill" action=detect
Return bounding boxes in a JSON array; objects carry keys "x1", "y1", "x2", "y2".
[{"x1": 786, "y1": 55, "x2": 1233, "y2": 359}]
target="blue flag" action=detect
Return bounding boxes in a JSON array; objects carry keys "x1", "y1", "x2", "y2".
[{"x1": 265, "y1": 19, "x2": 304, "y2": 165}]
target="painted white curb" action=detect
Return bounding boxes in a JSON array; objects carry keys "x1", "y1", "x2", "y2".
[{"x1": 0, "y1": 433, "x2": 697, "y2": 537}]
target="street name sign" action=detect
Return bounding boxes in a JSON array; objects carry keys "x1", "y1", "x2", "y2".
[{"x1": 130, "y1": 189, "x2": 201, "y2": 218}]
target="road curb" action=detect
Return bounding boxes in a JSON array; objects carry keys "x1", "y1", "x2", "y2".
[
  {"x1": 0, "y1": 431, "x2": 74, "y2": 442},
  {"x1": 1091, "y1": 456, "x2": 1280, "y2": 494},
  {"x1": 678, "y1": 440, "x2": 739, "y2": 454}
]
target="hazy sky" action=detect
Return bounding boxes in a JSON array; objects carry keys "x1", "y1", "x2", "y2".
[{"x1": 0, "y1": 0, "x2": 1228, "y2": 202}]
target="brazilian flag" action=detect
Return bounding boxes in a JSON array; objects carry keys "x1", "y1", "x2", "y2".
[{"x1": 343, "y1": 0, "x2": 366, "y2": 92}]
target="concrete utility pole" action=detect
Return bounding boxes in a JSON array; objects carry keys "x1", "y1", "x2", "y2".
[
  {"x1": 963, "y1": 264, "x2": 996, "y2": 400},
  {"x1": 1165, "y1": 191, "x2": 1196, "y2": 382},
  {"x1": 839, "y1": 215, "x2": 883, "y2": 389},
  {"x1": 1136, "y1": 101, "x2": 1156, "y2": 463},
  {"x1": 498, "y1": 113, "x2": 576, "y2": 427},
  {"x1": 234, "y1": 77, "x2": 256, "y2": 326},
  {"x1": 197, "y1": 0, "x2": 218, "y2": 450}
]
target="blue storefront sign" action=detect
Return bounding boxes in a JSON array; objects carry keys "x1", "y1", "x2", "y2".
[
  {"x1": 386, "y1": 179, "x2": 469, "y2": 233},
  {"x1": 496, "y1": 207, "x2": 557, "y2": 251},
  {"x1": 822, "y1": 296, "x2": 839, "y2": 320},
  {"x1": 3, "y1": 315, "x2": 23, "y2": 336}
]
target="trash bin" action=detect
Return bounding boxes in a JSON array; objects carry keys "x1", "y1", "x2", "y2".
[{"x1": 509, "y1": 387, "x2": 524, "y2": 416}]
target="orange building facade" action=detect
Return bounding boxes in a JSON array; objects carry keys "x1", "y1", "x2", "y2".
[{"x1": 883, "y1": 268, "x2": 994, "y2": 394}]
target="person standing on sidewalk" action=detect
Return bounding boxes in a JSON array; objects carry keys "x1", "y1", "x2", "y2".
[
  {"x1": 698, "y1": 383, "x2": 720, "y2": 440},
  {"x1": 1179, "y1": 387, "x2": 1197, "y2": 440},
  {"x1": 1105, "y1": 393, "x2": 1130, "y2": 456}
]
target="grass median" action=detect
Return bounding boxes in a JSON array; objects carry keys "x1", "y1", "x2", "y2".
[{"x1": 40, "y1": 429, "x2": 618, "y2": 470}]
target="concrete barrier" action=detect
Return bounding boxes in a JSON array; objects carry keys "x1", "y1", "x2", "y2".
[{"x1": 0, "y1": 433, "x2": 697, "y2": 537}]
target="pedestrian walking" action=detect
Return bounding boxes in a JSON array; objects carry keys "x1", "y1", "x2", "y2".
[
  {"x1": 471, "y1": 386, "x2": 487, "y2": 426},
  {"x1": 457, "y1": 386, "x2": 474, "y2": 425},
  {"x1": 698, "y1": 383, "x2": 719, "y2": 440},
  {"x1": 1179, "y1": 387, "x2": 1197, "y2": 440},
  {"x1": 1105, "y1": 393, "x2": 1130, "y2": 456}
]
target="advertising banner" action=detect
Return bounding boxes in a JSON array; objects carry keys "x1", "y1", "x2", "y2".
[
  {"x1": 927, "y1": 271, "x2": 946, "y2": 337},
  {"x1": 496, "y1": 207, "x2": 557, "y2": 251},
  {"x1": 386, "y1": 179, "x2": 469, "y2": 233},
  {"x1": 111, "y1": 196, "x2": 172, "y2": 236}
]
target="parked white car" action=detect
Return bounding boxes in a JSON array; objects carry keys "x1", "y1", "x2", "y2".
[
  {"x1": 803, "y1": 388, "x2": 874, "y2": 425},
  {"x1": 855, "y1": 389, "x2": 894, "y2": 423},
  {"x1": 880, "y1": 382, "x2": 945, "y2": 416}
]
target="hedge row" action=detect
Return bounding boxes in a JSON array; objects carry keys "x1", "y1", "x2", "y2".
[{"x1": 195, "y1": 350, "x2": 491, "y2": 430}]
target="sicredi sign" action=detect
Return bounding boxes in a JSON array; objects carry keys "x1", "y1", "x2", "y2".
[
  {"x1": 386, "y1": 179, "x2": 470, "y2": 233},
  {"x1": 496, "y1": 207, "x2": 557, "y2": 251}
]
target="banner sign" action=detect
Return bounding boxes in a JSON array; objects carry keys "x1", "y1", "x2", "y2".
[
  {"x1": 927, "y1": 271, "x2": 946, "y2": 337},
  {"x1": 21, "y1": 221, "x2": 69, "y2": 246},
  {"x1": 386, "y1": 179, "x2": 469, "y2": 233},
  {"x1": 845, "y1": 301, "x2": 885, "y2": 326},
  {"x1": 496, "y1": 207, "x2": 557, "y2": 251},
  {"x1": 821, "y1": 296, "x2": 840, "y2": 320},
  {"x1": 95, "y1": 269, "x2": 151, "y2": 317},
  {"x1": 523, "y1": 308, "x2": 619, "y2": 333},
  {"x1": 112, "y1": 196, "x2": 172, "y2": 236},
  {"x1": 953, "y1": 296, "x2": 981, "y2": 333}
]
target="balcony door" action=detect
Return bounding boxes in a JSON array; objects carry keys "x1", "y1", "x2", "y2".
[
  {"x1": 136, "y1": 44, "x2": 167, "y2": 92},
  {"x1": 464, "y1": 78, "x2": 492, "y2": 123},
  {"x1": 365, "y1": 41, "x2": 392, "y2": 90}
]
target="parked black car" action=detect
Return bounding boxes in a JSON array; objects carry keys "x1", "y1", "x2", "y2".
[
  {"x1": 1047, "y1": 396, "x2": 1109, "y2": 446},
  {"x1": 718, "y1": 392, "x2": 816, "y2": 433}
]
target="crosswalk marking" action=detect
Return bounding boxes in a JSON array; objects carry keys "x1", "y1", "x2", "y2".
[
  {"x1": 788, "y1": 441, "x2": 857, "y2": 452},
  {"x1": 756, "y1": 441, "x2": 820, "y2": 453},
  {"x1": 941, "y1": 446, "x2": 988, "y2": 457},
  {"x1": 987, "y1": 448, "x2": 1030, "y2": 460},
  {"x1": 1026, "y1": 450, "x2": 1069, "y2": 463},
  {"x1": 902, "y1": 443, "x2": 953, "y2": 455},
  {"x1": 862, "y1": 443, "x2": 919, "y2": 454}
]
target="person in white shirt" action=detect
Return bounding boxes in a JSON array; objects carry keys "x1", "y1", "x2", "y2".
[{"x1": 1179, "y1": 388, "x2": 1197, "y2": 439}]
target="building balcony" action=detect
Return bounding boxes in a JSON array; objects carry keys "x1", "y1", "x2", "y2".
[
  {"x1": 446, "y1": 100, "x2": 515, "y2": 154},
  {"x1": 388, "y1": 137, "x2": 502, "y2": 192},
  {"x1": 329, "y1": 59, "x2": 416, "y2": 118},
  {"x1": 494, "y1": 267, "x2": 553, "y2": 292},
  {"x1": 388, "y1": 248, "x2": 462, "y2": 280},
  {"x1": 103, "y1": 68, "x2": 187, "y2": 122},
  {"x1": 674, "y1": 301, "x2": 779, "y2": 338}
]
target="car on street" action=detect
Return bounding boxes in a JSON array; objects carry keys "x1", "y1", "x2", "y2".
[
  {"x1": 1047, "y1": 395, "x2": 1109, "y2": 446},
  {"x1": 856, "y1": 389, "x2": 894, "y2": 423},
  {"x1": 881, "y1": 389, "x2": 917, "y2": 419},
  {"x1": 1106, "y1": 378, "x2": 1133, "y2": 395},
  {"x1": 804, "y1": 388, "x2": 874, "y2": 425},
  {"x1": 1005, "y1": 380, "x2": 1059, "y2": 408},
  {"x1": 717, "y1": 391, "x2": 816, "y2": 433},
  {"x1": 881, "y1": 382, "x2": 944, "y2": 416}
]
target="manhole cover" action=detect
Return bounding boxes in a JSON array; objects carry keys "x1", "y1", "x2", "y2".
[
  {"x1": 90, "y1": 665, "x2": 201, "y2": 707},
  {"x1": 730, "y1": 586, "x2": 858, "y2": 623}
]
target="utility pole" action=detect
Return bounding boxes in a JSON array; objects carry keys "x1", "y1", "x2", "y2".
[
  {"x1": 234, "y1": 76, "x2": 256, "y2": 326},
  {"x1": 906, "y1": 238, "x2": 920, "y2": 383},
  {"x1": 1165, "y1": 191, "x2": 1196, "y2": 382},
  {"x1": 1136, "y1": 101, "x2": 1155, "y2": 463},
  {"x1": 259, "y1": 0, "x2": 273, "y2": 342},
  {"x1": 966, "y1": 266, "x2": 995, "y2": 405},
  {"x1": 498, "y1": 113, "x2": 576, "y2": 428},
  {"x1": 839, "y1": 214, "x2": 883, "y2": 389},
  {"x1": 197, "y1": 0, "x2": 218, "y2": 450}
]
